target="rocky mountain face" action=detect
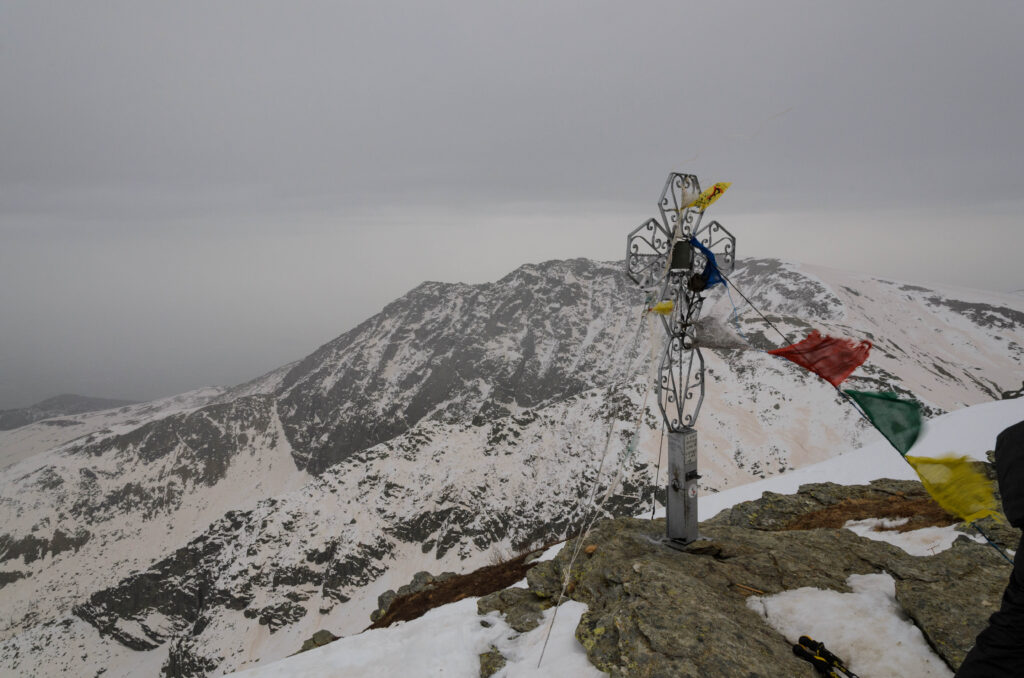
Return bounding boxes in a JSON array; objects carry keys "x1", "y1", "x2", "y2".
[
  {"x1": 0, "y1": 394, "x2": 138, "y2": 431},
  {"x1": 271, "y1": 260, "x2": 646, "y2": 474},
  {"x1": 0, "y1": 257, "x2": 1021, "y2": 677}
]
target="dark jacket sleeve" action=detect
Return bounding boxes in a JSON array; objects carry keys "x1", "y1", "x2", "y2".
[
  {"x1": 954, "y1": 420, "x2": 1024, "y2": 678},
  {"x1": 995, "y1": 420, "x2": 1024, "y2": 528}
]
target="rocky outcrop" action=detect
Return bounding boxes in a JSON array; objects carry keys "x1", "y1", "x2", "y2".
[
  {"x1": 479, "y1": 645, "x2": 507, "y2": 678},
  {"x1": 483, "y1": 481, "x2": 1016, "y2": 677},
  {"x1": 244, "y1": 601, "x2": 307, "y2": 632},
  {"x1": 68, "y1": 501, "x2": 399, "y2": 676},
  {"x1": 0, "y1": 528, "x2": 90, "y2": 566},
  {"x1": 163, "y1": 638, "x2": 221, "y2": 678},
  {"x1": 893, "y1": 545, "x2": 1010, "y2": 669},
  {"x1": 369, "y1": 570, "x2": 459, "y2": 623},
  {"x1": 295, "y1": 629, "x2": 339, "y2": 655},
  {"x1": 477, "y1": 587, "x2": 550, "y2": 633},
  {"x1": 0, "y1": 571, "x2": 26, "y2": 589}
]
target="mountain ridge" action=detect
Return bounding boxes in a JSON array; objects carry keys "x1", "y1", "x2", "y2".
[
  {"x1": 1, "y1": 256, "x2": 1022, "y2": 677},
  {"x1": 0, "y1": 394, "x2": 140, "y2": 431}
]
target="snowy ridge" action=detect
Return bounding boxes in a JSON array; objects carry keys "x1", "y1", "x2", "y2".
[
  {"x1": 0, "y1": 395, "x2": 139, "y2": 432},
  {"x1": 0, "y1": 257, "x2": 1022, "y2": 677},
  {"x1": 720, "y1": 259, "x2": 1021, "y2": 411},
  {"x1": 212, "y1": 362, "x2": 300, "y2": 404},
  {"x1": 0, "y1": 387, "x2": 224, "y2": 471}
]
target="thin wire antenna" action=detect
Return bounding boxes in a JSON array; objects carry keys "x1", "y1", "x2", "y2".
[
  {"x1": 537, "y1": 308, "x2": 658, "y2": 668},
  {"x1": 717, "y1": 268, "x2": 794, "y2": 347},
  {"x1": 536, "y1": 319, "x2": 643, "y2": 661},
  {"x1": 650, "y1": 419, "x2": 666, "y2": 520}
]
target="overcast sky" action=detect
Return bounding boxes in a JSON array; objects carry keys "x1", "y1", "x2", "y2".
[{"x1": 1, "y1": 1, "x2": 1022, "y2": 409}]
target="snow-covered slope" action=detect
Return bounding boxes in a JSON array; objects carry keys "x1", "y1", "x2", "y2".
[
  {"x1": 0, "y1": 258, "x2": 1021, "y2": 677},
  {"x1": 219, "y1": 398, "x2": 1024, "y2": 678},
  {"x1": 0, "y1": 395, "x2": 306, "y2": 646}
]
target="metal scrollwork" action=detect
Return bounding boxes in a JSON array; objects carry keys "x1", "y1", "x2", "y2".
[
  {"x1": 658, "y1": 340, "x2": 705, "y2": 431},
  {"x1": 692, "y1": 220, "x2": 737, "y2": 270},
  {"x1": 625, "y1": 172, "x2": 737, "y2": 433},
  {"x1": 626, "y1": 218, "x2": 673, "y2": 289},
  {"x1": 679, "y1": 207, "x2": 702, "y2": 241},
  {"x1": 658, "y1": 173, "x2": 701, "y2": 238}
]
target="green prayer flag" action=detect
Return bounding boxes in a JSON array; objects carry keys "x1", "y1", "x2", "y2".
[{"x1": 844, "y1": 390, "x2": 922, "y2": 455}]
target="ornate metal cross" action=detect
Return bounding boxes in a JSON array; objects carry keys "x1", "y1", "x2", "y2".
[{"x1": 625, "y1": 173, "x2": 737, "y2": 544}]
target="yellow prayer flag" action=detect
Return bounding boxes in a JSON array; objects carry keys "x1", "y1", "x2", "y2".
[
  {"x1": 905, "y1": 455, "x2": 1004, "y2": 524},
  {"x1": 684, "y1": 182, "x2": 731, "y2": 212},
  {"x1": 649, "y1": 300, "x2": 674, "y2": 316}
]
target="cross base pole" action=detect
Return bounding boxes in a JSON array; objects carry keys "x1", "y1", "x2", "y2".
[{"x1": 665, "y1": 428, "x2": 700, "y2": 544}]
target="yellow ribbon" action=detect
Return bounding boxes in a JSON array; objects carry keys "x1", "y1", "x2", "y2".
[
  {"x1": 648, "y1": 300, "x2": 674, "y2": 316},
  {"x1": 683, "y1": 182, "x2": 731, "y2": 212}
]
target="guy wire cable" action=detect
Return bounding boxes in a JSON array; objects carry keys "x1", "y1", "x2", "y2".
[{"x1": 537, "y1": 302, "x2": 658, "y2": 667}]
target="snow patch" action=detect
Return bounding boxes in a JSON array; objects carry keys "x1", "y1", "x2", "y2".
[
  {"x1": 227, "y1": 598, "x2": 605, "y2": 678},
  {"x1": 748, "y1": 573, "x2": 953, "y2": 678},
  {"x1": 842, "y1": 519, "x2": 984, "y2": 557}
]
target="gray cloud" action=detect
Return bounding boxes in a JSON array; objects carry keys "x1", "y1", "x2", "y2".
[{"x1": 1, "y1": 1, "x2": 1022, "y2": 408}]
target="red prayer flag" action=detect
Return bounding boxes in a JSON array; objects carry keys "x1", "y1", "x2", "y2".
[{"x1": 767, "y1": 330, "x2": 872, "y2": 387}]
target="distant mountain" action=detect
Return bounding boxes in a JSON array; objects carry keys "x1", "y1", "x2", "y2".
[
  {"x1": 0, "y1": 394, "x2": 138, "y2": 431},
  {"x1": 1, "y1": 258, "x2": 1022, "y2": 677}
]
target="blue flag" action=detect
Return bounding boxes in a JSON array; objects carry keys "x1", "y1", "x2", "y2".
[{"x1": 689, "y1": 237, "x2": 725, "y2": 288}]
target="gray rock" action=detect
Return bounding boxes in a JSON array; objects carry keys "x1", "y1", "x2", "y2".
[
  {"x1": 895, "y1": 535, "x2": 1013, "y2": 668},
  {"x1": 479, "y1": 645, "x2": 507, "y2": 678},
  {"x1": 370, "y1": 569, "x2": 460, "y2": 623},
  {"x1": 703, "y1": 478, "x2": 929, "y2": 530},
  {"x1": 0, "y1": 571, "x2": 26, "y2": 589},
  {"x1": 0, "y1": 528, "x2": 90, "y2": 566},
  {"x1": 295, "y1": 629, "x2": 340, "y2": 654},
  {"x1": 245, "y1": 601, "x2": 307, "y2": 632},
  {"x1": 477, "y1": 587, "x2": 551, "y2": 633},
  {"x1": 965, "y1": 516, "x2": 1021, "y2": 551},
  {"x1": 370, "y1": 590, "x2": 397, "y2": 623},
  {"x1": 502, "y1": 480, "x2": 1013, "y2": 677},
  {"x1": 530, "y1": 519, "x2": 834, "y2": 677},
  {"x1": 400, "y1": 570, "x2": 458, "y2": 596},
  {"x1": 163, "y1": 635, "x2": 221, "y2": 678}
]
